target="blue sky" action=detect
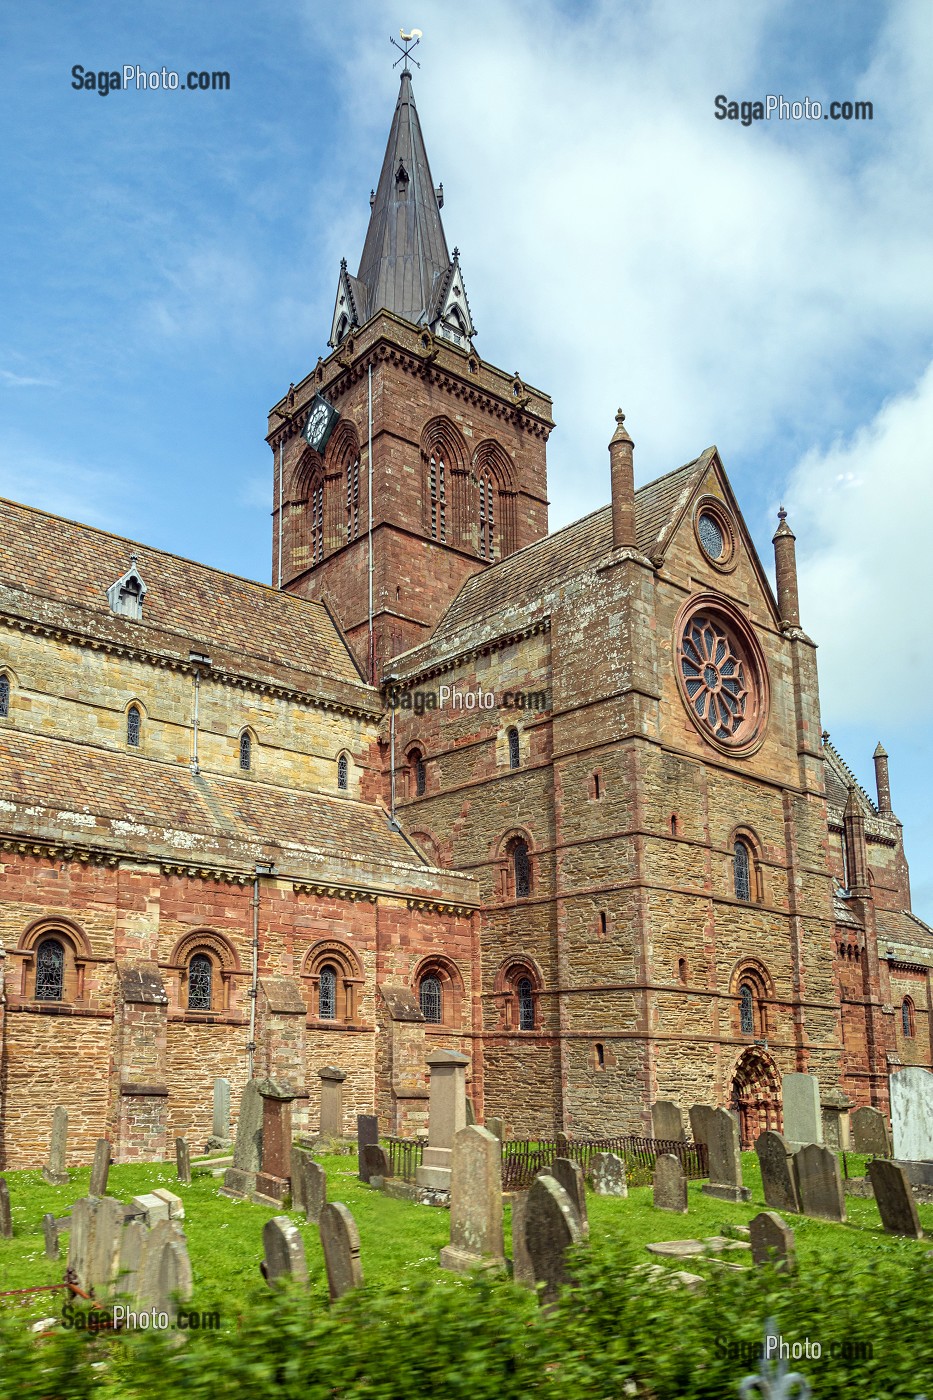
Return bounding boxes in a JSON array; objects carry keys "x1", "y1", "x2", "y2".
[{"x1": 2, "y1": 0, "x2": 932, "y2": 915}]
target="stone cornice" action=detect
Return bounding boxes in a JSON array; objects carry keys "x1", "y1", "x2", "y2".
[{"x1": 386, "y1": 618, "x2": 551, "y2": 687}]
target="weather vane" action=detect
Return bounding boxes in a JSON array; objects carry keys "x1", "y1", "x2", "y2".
[{"x1": 391, "y1": 27, "x2": 422, "y2": 71}]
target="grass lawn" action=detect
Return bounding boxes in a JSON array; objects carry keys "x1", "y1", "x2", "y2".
[{"x1": 1, "y1": 1148, "x2": 930, "y2": 1329}]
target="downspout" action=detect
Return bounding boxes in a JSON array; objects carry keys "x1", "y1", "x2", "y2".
[
  {"x1": 390, "y1": 697, "x2": 396, "y2": 821},
  {"x1": 190, "y1": 670, "x2": 200, "y2": 774},
  {"x1": 248, "y1": 872, "x2": 260, "y2": 1080},
  {"x1": 368, "y1": 363, "x2": 374, "y2": 681},
  {"x1": 277, "y1": 439, "x2": 284, "y2": 590}
]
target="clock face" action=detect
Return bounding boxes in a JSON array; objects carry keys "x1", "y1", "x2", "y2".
[{"x1": 304, "y1": 395, "x2": 338, "y2": 452}]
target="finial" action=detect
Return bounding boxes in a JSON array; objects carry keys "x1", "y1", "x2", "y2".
[
  {"x1": 616, "y1": 408, "x2": 625, "y2": 426},
  {"x1": 778, "y1": 504, "x2": 787, "y2": 522},
  {"x1": 821, "y1": 729, "x2": 830, "y2": 742},
  {"x1": 340, "y1": 256, "x2": 347, "y2": 271},
  {"x1": 130, "y1": 552, "x2": 138, "y2": 567},
  {"x1": 453, "y1": 246, "x2": 459, "y2": 260}
]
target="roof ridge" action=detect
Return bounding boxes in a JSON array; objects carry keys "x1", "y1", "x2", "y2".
[{"x1": 822, "y1": 737, "x2": 877, "y2": 814}]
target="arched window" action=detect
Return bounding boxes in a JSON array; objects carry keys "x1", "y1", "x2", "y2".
[
  {"x1": 517, "y1": 976, "x2": 535, "y2": 1030},
  {"x1": 35, "y1": 938, "x2": 65, "y2": 1001},
  {"x1": 478, "y1": 471, "x2": 495, "y2": 559},
  {"x1": 678, "y1": 957, "x2": 688, "y2": 983},
  {"x1": 429, "y1": 455, "x2": 447, "y2": 541},
  {"x1": 187, "y1": 952, "x2": 213, "y2": 1011},
  {"x1": 310, "y1": 478, "x2": 325, "y2": 564},
  {"x1": 671, "y1": 813, "x2": 679, "y2": 837},
  {"x1": 513, "y1": 839, "x2": 531, "y2": 898},
  {"x1": 507, "y1": 727, "x2": 520, "y2": 770},
  {"x1": 902, "y1": 998, "x2": 915, "y2": 1038},
  {"x1": 319, "y1": 965, "x2": 337, "y2": 1020},
  {"x1": 410, "y1": 748, "x2": 426, "y2": 797},
  {"x1": 127, "y1": 705, "x2": 141, "y2": 747},
  {"x1": 337, "y1": 754, "x2": 349, "y2": 790},
  {"x1": 420, "y1": 975, "x2": 442, "y2": 1023},
  {"x1": 240, "y1": 732, "x2": 252, "y2": 771},
  {"x1": 739, "y1": 983, "x2": 755, "y2": 1035},
  {"x1": 346, "y1": 456, "x2": 360, "y2": 541},
  {"x1": 734, "y1": 840, "x2": 751, "y2": 901},
  {"x1": 0, "y1": 674, "x2": 9, "y2": 717}
]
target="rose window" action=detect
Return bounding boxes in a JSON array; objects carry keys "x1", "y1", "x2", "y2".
[{"x1": 680, "y1": 614, "x2": 749, "y2": 741}]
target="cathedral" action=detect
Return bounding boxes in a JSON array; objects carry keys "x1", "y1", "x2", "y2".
[{"x1": 0, "y1": 67, "x2": 930, "y2": 1169}]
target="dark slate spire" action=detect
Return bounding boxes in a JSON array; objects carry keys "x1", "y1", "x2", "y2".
[{"x1": 329, "y1": 72, "x2": 475, "y2": 347}]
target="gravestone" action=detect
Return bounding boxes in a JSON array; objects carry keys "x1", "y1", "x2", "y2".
[
  {"x1": 256, "y1": 1081, "x2": 297, "y2": 1202},
  {"x1": 415, "y1": 1049, "x2": 470, "y2": 1192},
  {"x1": 524, "y1": 1172, "x2": 583, "y2": 1306},
  {"x1": 440, "y1": 1125, "x2": 506, "y2": 1274},
  {"x1": 889, "y1": 1068, "x2": 933, "y2": 1161},
  {"x1": 362, "y1": 1143, "x2": 392, "y2": 1182},
  {"x1": 42, "y1": 1106, "x2": 69, "y2": 1184},
  {"x1": 151, "y1": 1188, "x2": 185, "y2": 1220},
  {"x1": 223, "y1": 1079, "x2": 265, "y2": 1196},
  {"x1": 357, "y1": 1114, "x2": 379, "y2": 1181},
  {"x1": 794, "y1": 1143, "x2": 846, "y2": 1222},
  {"x1": 261, "y1": 1216, "x2": 309, "y2": 1287},
  {"x1": 820, "y1": 1088, "x2": 852, "y2": 1151},
  {"x1": 589, "y1": 1151, "x2": 628, "y2": 1197},
  {"x1": 653, "y1": 1153, "x2": 688, "y2": 1213},
  {"x1": 137, "y1": 1219, "x2": 193, "y2": 1320},
  {"x1": 303, "y1": 1159, "x2": 327, "y2": 1224},
  {"x1": 510, "y1": 1191, "x2": 534, "y2": 1287},
  {"x1": 782, "y1": 1073, "x2": 823, "y2": 1146},
  {"x1": 131, "y1": 1192, "x2": 171, "y2": 1226},
  {"x1": 487, "y1": 1116, "x2": 505, "y2": 1142},
  {"x1": 213, "y1": 1078, "x2": 232, "y2": 1140},
  {"x1": 556, "y1": 1131, "x2": 570, "y2": 1150},
  {"x1": 319, "y1": 1066, "x2": 347, "y2": 1138},
  {"x1": 117, "y1": 1218, "x2": 147, "y2": 1297},
  {"x1": 175, "y1": 1137, "x2": 191, "y2": 1186},
  {"x1": 868, "y1": 1159, "x2": 923, "y2": 1239},
  {"x1": 755, "y1": 1131, "x2": 801, "y2": 1213},
  {"x1": 67, "y1": 1197, "x2": 100, "y2": 1289},
  {"x1": 319, "y1": 1202, "x2": 364, "y2": 1300},
  {"x1": 89, "y1": 1139, "x2": 111, "y2": 1197},
  {"x1": 701, "y1": 1107, "x2": 751, "y2": 1202},
  {"x1": 43, "y1": 1212, "x2": 60, "y2": 1258},
  {"x1": 851, "y1": 1105, "x2": 892, "y2": 1157},
  {"x1": 0, "y1": 1178, "x2": 11, "y2": 1238},
  {"x1": 749, "y1": 1211, "x2": 795, "y2": 1270},
  {"x1": 465, "y1": 1097, "x2": 476, "y2": 1126},
  {"x1": 651, "y1": 1101, "x2": 686, "y2": 1142},
  {"x1": 87, "y1": 1196, "x2": 126, "y2": 1293},
  {"x1": 546, "y1": 1157, "x2": 589, "y2": 1238},
  {"x1": 688, "y1": 1104, "x2": 715, "y2": 1149}
]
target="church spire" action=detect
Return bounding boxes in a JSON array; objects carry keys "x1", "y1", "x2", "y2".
[{"x1": 329, "y1": 70, "x2": 475, "y2": 348}]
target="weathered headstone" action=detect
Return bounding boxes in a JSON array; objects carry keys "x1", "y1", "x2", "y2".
[
  {"x1": 304, "y1": 1159, "x2": 327, "y2": 1224},
  {"x1": 755, "y1": 1131, "x2": 801, "y2": 1213},
  {"x1": 782, "y1": 1073, "x2": 823, "y2": 1146},
  {"x1": 440, "y1": 1125, "x2": 506, "y2": 1273},
  {"x1": 487, "y1": 1116, "x2": 505, "y2": 1142},
  {"x1": 261, "y1": 1215, "x2": 309, "y2": 1287},
  {"x1": 137, "y1": 1219, "x2": 193, "y2": 1319},
  {"x1": 688, "y1": 1104, "x2": 715, "y2": 1149},
  {"x1": 794, "y1": 1143, "x2": 846, "y2": 1222},
  {"x1": 0, "y1": 1178, "x2": 11, "y2": 1238},
  {"x1": 589, "y1": 1151, "x2": 628, "y2": 1197},
  {"x1": 362, "y1": 1143, "x2": 392, "y2": 1182},
  {"x1": 223, "y1": 1079, "x2": 265, "y2": 1196},
  {"x1": 319, "y1": 1066, "x2": 347, "y2": 1138},
  {"x1": 555, "y1": 1131, "x2": 570, "y2": 1149},
  {"x1": 651, "y1": 1100, "x2": 686, "y2": 1142},
  {"x1": 319, "y1": 1201, "x2": 364, "y2": 1300},
  {"x1": 851, "y1": 1105, "x2": 892, "y2": 1157},
  {"x1": 42, "y1": 1211, "x2": 60, "y2": 1258},
  {"x1": 415, "y1": 1049, "x2": 470, "y2": 1192},
  {"x1": 868, "y1": 1159, "x2": 923, "y2": 1239},
  {"x1": 545, "y1": 1157, "x2": 589, "y2": 1238},
  {"x1": 175, "y1": 1137, "x2": 191, "y2": 1186},
  {"x1": 89, "y1": 1139, "x2": 111, "y2": 1197},
  {"x1": 116, "y1": 1218, "x2": 147, "y2": 1297},
  {"x1": 131, "y1": 1193, "x2": 171, "y2": 1226},
  {"x1": 701, "y1": 1107, "x2": 751, "y2": 1203},
  {"x1": 87, "y1": 1196, "x2": 127, "y2": 1293},
  {"x1": 151, "y1": 1188, "x2": 185, "y2": 1220},
  {"x1": 749, "y1": 1211, "x2": 796, "y2": 1270},
  {"x1": 653, "y1": 1153, "x2": 688, "y2": 1213},
  {"x1": 67, "y1": 1197, "x2": 100, "y2": 1289},
  {"x1": 42, "y1": 1106, "x2": 69, "y2": 1184},
  {"x1": 890, "y1": 1068, "x2": 933, "y2": 1161},
  {"x1": 524, "y1": 1173, "x2": 583, "y2": 1306},
  {"x1": 821, "y1": 1088, "x2": 852, "y2": 1151},
  {"x1": 357, "y1": 1114, "x2": 379, "y2": 1181},
  {"x1": 510, "y1": 1191, "x2": 534, "y2": 1287},
  {"x1": 256, "y1": 1081, "x2": 297, "y2": 1202},
  {"x1": 213, "y1": 1077, "x2": 232, "y2": 1140}
]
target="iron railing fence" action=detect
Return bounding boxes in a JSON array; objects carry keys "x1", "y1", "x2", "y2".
[{"x1": 383, "y1": 1135, "x2": 424, "y2": 1181}]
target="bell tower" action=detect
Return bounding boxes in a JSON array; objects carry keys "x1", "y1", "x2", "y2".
[{"x1": 267, "y1": 61, "x2": 552, "y2": 680}]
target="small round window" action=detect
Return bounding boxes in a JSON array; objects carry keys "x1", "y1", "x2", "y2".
[
  {"x1": 698, "y1": 512, "x2": 725, "y2": 561},
  {"x1": 694, "y1": 501, "x2": 735, "y2": 570}
]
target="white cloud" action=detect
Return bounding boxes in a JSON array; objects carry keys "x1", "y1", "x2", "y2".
[
  {"x1": 0, "y1": 369, "x2": 55, "y2": 389},
  {"x1": 0, "y1": 442, "x2": 129, "y2": 533}
]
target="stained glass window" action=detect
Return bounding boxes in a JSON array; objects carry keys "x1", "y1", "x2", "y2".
[
  {"x1": 739, "y1": 983, "x2": 754, "y2": 1035},
  {"x1": 513, "y1": 840, "x2": 531, "y2": 898},
  {"x1": 479, "y1": 473, "x2": 495, "y2": 559},
  {"x1": 319, "y1": 965, "x2": 337, "y2": 1020},
  {"x1": 310, "y1": 480, "x2": 325, "y2": 563},
  {"x1": 420, "y1": 975, "x2": 442, "y2": 1023},
  {"x1": 240, "y1": 732, "x2": 252, "y2": 771},
  {"x1": 127, "y1": 705, "x2": 141, "y2": 747},
  {"x1": 187, "y1": 953, "x2": 212, "y2": 1011},
  {"x1": 517, "y1": 977, "x2": 534, "y2": 1030},
  {"x1": 35, "y1": 938, "x2": 64, "y2": 1001},
  {"x1": 0, "y1": 675, "x2": 9, "y2": 717},
  {"x1": 508, "y1": 727, "x2": 520, "y2": 770},
  {"x1": 734, "y1": 841, "x2": 751, "y2": 901},
  {"x1": 429, "y1": 456, "x2": 446, "y2": 541},
  {"x1": 680, "y1": 614, "x2": 750, "y2": 742},
  {"x1": 346, "y1": 457, "x2": 360, "y2": 541},
  {"x1": 411, "y1": 750, "x2": 426, "y2": 796},
  {"x1": 902, "y1": 999, "x2": 915, "y2": 1037},
  {"x1": 698, "y1": 512, "x2": 725, "y2": 560},
  {"x1": 337, "y1": 754, "x2": 348, "y2": 790}
]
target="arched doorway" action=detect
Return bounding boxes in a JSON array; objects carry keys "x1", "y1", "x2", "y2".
[{"x1": 731, "y1": 1047, "x2": 782, "y2": 1147}]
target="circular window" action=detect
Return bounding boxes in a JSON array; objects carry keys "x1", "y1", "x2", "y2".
[
  {"x1": 693, "y1": 500, "x2": 735, "y2": 570},
  {"x1": 698, "y1": 512, "x2": 724, "y2": 560},
  {"x1": 675, "y1": 598, "x2": 769, "y2": 753}
]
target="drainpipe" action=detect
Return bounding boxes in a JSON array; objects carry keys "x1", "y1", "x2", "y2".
[
  {"x1": 277, "y1": 439, "x2": 284, "y2": 589},
  {"x1": 368, "y1": 363, "x2": 374, "y2": 682},
  {"x1": 249, "y1": 862, "x2": 275, "y2": 1080},
  {"x1": 188, "y1": 652, "x2": 211, "y2": 774}
]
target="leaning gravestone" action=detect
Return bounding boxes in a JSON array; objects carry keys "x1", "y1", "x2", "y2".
[
  {"x1": 653, "y1": 1153, "x2": 688, "y2": 1213},
  {"x1": 590, "y1": 1151, "x2": 627, "y2": 1197},
  {"x1": 67, "y1": 1197, "x2": 100, "y2": 1290},
  {"x1": 545, "y1": 1157, "x2": 589, "y2": 1238},
  {"x1": 43, "y1": 1212, "x2": 60, "y2": 1259},
  {"x1": 782, "y1": 1073, "x2": 823, "y2": 1146},
  {"x1": 319, "y1": 1202, "x2": 364, "y2": 1300},
  {"x1": 261, "y1": 1216, "x2": 309, "y2": 1287},
  {"x1": 361, "y1": 1143, "x2": 392, "y2": 1182},
  {"x1": 794, "y1": 1143, "x2": 846, "y2": 1222},
  {"x1": 89, "y1": 1139, "x2": 111, "y2": 1197},
  {"x1": 524, "y1": 1173, "x2": 583, "y2": 1306},
  {"x1": 868, "y1": 1159, "x2": 924, "y2": 1239},
  {"x1": 651, "y1": 1101, "x2": 686, "y2": 1142},
  {"x1": 688, "y1": 1104, "x2": 715, "y2": 1149},
  {"x1": 510, "y1": 1191, "x2": 534, "y2": 1287},
  {"x1": 117, "y1": 1218, "x2": 147, "y2": 1298},
  {"x1": 357, "y1": 1115, "x2": 379, "y2": 1181},
  {"x1": 701, "y1": 1108, "x2": 751, "y2": 1203},
  {"x1": 223, "y1": 1079, "x2": 265, "y2": 1197},
  {"x1": 440, "y1": 1125, "x2": 505, "y2": 1273},
  {"x1": 0, "y1": 1178, "x2": 11, "y2": 1238},
  {"x1": 213, "y1": 1078, "x2": 232, "y2": 1141},
  {"x1": 136, "y1": 1219, "x2": 193, "y2": 1318},
  {"x1": 87, "y1": 1196, "x2": 127, "y2": 1293},
  {"x1": 851, "y1": 1105, "x2": 892, "y2": 1157},
  {"x1": 755, "y1": 1131, "x2": 801, "y2": 1213},
  {"x1": 175, "y1": 1137, "x2": 192, "y2": 1186},
  {"x1": 303, "y1": 1159, "x2": 327, "y2": 1224},
  {"x1": 890, "y1": 1068, "x2": 933, "y2": 1162},
  {"x1": 749, "y1": 1211, "x2": 795, "y2": 1270},
  {"x1": 42, "y1": 1106, "x2": 69, "y2": 1184}
]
